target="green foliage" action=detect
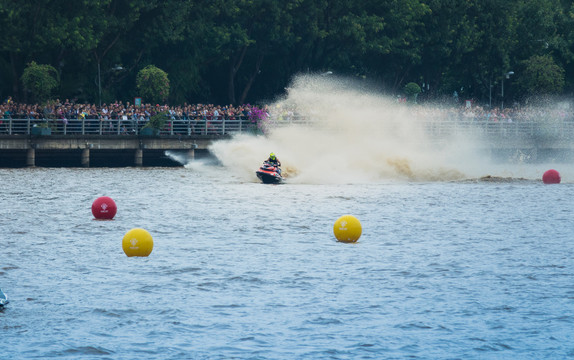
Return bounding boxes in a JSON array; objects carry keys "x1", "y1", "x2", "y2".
[
  {"x1": 20, "y1": 62, "x2": 60, "y2": 102},
  {"x1": 404, "y1": 82, "x2": 422, "y2": 103},
  {"x1": 136, "y1": 65, "x2": 170, "y2": 104},
  {"x1": 144, "y1": 111, "x2": 167, "y2": 130},
  {"x1": 517, "y1": 55, "x2": 565, "y2": 96},
  {"x1": 2, "y1": 0, "x2": 574, "y2": 105}
]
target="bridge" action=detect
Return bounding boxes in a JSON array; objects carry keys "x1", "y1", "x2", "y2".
[
  {"x1": 423, "y1": 118, "x2": 574, "y2": 162},
  {"x1": 0, "y1": 117, "x2": 247, "y2": 167},
  {"x1": 1, "y1": 116, "x2": 573, "y2": 167}
]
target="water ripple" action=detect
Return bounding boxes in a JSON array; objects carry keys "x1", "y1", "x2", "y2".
[{"x1": 1, "y1": 168, "x2": 574, "y2": 359}]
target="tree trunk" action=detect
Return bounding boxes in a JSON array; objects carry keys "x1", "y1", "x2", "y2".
[
  {"x1": 227, "y1": 46, "x2": 249, "y2": 104},
  {"x1": 239, "y1": 53, "x2": 264, "y2": 105},
  {"x1": 10, "y1": 52, "x2": 20, "y2": 100},
  {"x1": 228, "y1": 62, "x2": 236, "y2": 104}
]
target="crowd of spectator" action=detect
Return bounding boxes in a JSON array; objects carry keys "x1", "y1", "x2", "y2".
[
  {"x1": 0, "y1": 97, "x2": 272, "y2": 135},
  {"x1": 1, "y1": 96, "x2": 573, "y2": 135}
]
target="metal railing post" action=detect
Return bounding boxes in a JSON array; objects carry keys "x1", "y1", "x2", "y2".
[{"x1": 5, "y1": 115, "x2": 574, "y2": 147}]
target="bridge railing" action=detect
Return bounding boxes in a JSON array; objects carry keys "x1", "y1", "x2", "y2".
[
  {"x1": 421, "y1": 117, "x2": 574, "y2": 140},
  {"x1": 1, "y1": 116, "x2": 574, "y2": 140},
  {"x1": 0, "y1": 117, "x2": 262, "y2": 136}
]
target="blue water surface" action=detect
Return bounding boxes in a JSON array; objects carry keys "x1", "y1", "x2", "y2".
[{"x1": 1, "y1": 167, "x2": 573, "y2": 359}]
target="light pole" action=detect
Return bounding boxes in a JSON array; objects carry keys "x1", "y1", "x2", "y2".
[
  {"x1": 501, "y1": 71, "x2": 514, "y2": 110},
  {"x1": 489, "y1": 79, "x2": 492, "y2": 108}
]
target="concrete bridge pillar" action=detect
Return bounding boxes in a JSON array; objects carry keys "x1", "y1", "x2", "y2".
[
  {"x1": 26, "y1": 148, "x2": 35, "y2": 167},
  {"x1": 188, "y1": 148, "x2": 195, "y2": 161},
  {"x1": 81, "y1": 148, "x2": 90, "y2": 167},
  {"x1": 135, "y1": 149, "x2": 143, "y2": 167}
]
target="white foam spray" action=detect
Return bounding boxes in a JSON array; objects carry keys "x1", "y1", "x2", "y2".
[
  {"x1": 165, "y1": 150, "x2": 190, "y2": 165},
  {"x1": 209, "y1": 75, "x2": 573, "y2": 183}
]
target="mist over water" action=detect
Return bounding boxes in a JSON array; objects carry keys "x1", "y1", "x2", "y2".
[{"x1": 210, "y1": 75, "x2": 572, "y2": 184}]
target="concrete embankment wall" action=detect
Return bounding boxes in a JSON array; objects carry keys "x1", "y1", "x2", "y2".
[
  {"x1": 0, "y1": 148, "x2": 213, "y2": 167},
  {"x1": 0, "y1": 135, "x2": 215, "y2": 167}
]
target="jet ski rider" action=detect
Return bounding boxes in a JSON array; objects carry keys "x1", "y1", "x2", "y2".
[{"x1": 266, "y1": 152, "x2": 281, "y2": 174}]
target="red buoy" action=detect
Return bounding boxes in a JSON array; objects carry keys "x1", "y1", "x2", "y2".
[
  {"x1": 542, "y1": 169, "x2": 561, "y2": 184},
  {"x1": 92, "y1": 196, "x2": 117, "y2": 219}
]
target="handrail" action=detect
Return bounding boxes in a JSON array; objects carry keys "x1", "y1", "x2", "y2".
[
  {"x1": 0, "y1": 116, "x2": 261, "y2": 136},
  {"x1": 0, "y1": 115, "x2": 573, "y2": 140}
]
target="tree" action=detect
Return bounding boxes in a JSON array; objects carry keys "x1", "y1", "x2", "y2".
[
  {"x1": 20, "y1": 61, "x2": 59, "y2": 102},
  {"x1": 364, "y1": 0, "x2": 431, "y2": 91},
  {"x1": 3, "y1": 0, "x2": 574, "y2": 106},
  {"x1": 136, "y1": 65, "x2": 170, "y2": 104},
  {"x1": 516, "y1": 55, "x2": 565, "y2": 97},
  {"x1": 404, "y1": 82, "x2": 422, "y2": 103},
  {"x1": 417, "y1": 0, "x2": 481, "y2": 98},
  {"x1": 197, "y1": 0, "x2": 301, "y2": 104}
]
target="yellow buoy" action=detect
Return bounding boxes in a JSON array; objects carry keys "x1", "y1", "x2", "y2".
[
  {"x1": 333, "y1": 215, "x2": 362, "y2": 243},
  {"x1": 122, "y1": 228, "x2": 154, "y2": 257}
]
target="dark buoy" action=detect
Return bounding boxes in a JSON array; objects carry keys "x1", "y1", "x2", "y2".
[
  {"x1": 542, "y1": 169, "x2": 561, "y2": 184},
  {"x1": 92, "y1": 196, "x2": 117, "y2": 219}
]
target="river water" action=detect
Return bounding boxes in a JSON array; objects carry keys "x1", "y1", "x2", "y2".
[
  {"x1": 1, "y1": 162, "x2": 574, "y2": 359},
  {"x1": 3, "y1": 76, "x2": 574, "y2": 358}
]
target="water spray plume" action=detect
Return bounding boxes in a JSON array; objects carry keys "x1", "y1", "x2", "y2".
[{"x1": 210, "y1": 74, "x2": 572, "y2": 183}]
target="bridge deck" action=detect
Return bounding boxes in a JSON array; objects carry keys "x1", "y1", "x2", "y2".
[{"x1": 1, "y1": 116, "x2": 573, "y2": 166}]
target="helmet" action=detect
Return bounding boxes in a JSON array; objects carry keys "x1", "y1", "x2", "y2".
[{"x1": 269, "y1": 152, "x2": 276, "y2": 160}]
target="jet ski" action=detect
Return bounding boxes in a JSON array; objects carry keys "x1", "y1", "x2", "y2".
[
  {"x1": 256, "y1": 161, "x2": 283, "y2": 184},
  {"x1": 0, "y1": 288, "x2": 8, "y2": 308}
]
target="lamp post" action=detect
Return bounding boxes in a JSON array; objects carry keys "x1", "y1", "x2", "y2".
[
  {"x1": 489, "y1": 79, "x2": 492, "y2": 108},
  {"x1": 501, "y1": 71, "x2": 514, "y2": 110}
]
